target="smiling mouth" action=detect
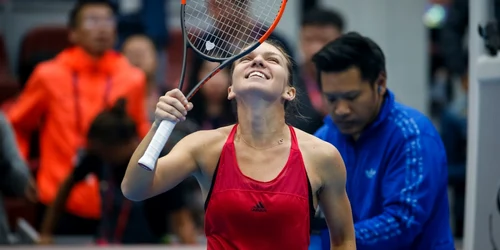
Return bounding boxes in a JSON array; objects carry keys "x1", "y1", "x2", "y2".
[{"x1": 245, "y1": 71, "x2": 270, "y2": 79}]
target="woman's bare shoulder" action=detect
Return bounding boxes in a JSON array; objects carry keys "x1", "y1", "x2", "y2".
[
  {"x1": 293, "y1": 127, "x2": 343, "y2": 167},
  {"x1": 293, "y1": 127, "x2": 339, "y2": 153},
  {"x1": 179, "y1": 124, "x2": 235, "y2": 150},
  {"x1": 293, "y1": 127, "x2": 346, "y2": 184}
]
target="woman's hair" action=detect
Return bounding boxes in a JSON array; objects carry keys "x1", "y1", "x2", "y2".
[
  {"x1": 229, "y1": 39, "x2": 303, "y2": 122},
  {"x1": 87, "y1": 98, "x2": 137, "y2": 146},
  {"x1": 186, "y1": 55, "x2": 236, "y2": 126}
]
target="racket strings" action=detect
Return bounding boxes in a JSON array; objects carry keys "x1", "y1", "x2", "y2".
[{"x1": 184, "y1": 0, "x2": 284, "y2": 59}]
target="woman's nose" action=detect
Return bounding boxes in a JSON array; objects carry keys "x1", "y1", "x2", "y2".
[{"x1": 251, "y1": 56, "x2": 265, "y2": 67}]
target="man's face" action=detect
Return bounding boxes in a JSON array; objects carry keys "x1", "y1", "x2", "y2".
[
  {"x1": 320, "y1": 67, "x2": 384, "y2": 138},
  {"x1": 71, "y1": 4, "x2": 116, "y2": 56},
  {"x1": 300, "y1": 24, "x2": 341, "y2": 64}
]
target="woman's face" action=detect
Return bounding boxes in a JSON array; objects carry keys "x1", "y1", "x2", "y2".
[
  {"x1": 199, "y1": 61, "x2": 230, "y2": 102},
  {"x1": 228, "y1": 42, "x2": 294, "y2": 103}
]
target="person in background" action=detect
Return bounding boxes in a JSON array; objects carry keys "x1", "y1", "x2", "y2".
[
  {"x1": 437, "y1": 0, "x2": 471, "y2": 239},
  {"x1": 7, "y1": 0, "x2": 150, "y2": 236},
  {"x1": 0, "y1": 112, "x2": 37, "y2": 244},
  {"x1": 39, "y1": 99, "x2": 197, "y2": 245},
  {"x1": 121, "y1": 34, "x2": 199, "y2": 243},
  {"x1": 186, "y1": 56, "x2": 236, "y2": 130},
  {"x1": 121, "y1": 34, "x2": 161, "y2": 122},
  {"x1": 313, "y1": 32, "x2": 454, "y2": 250},
  {"x1": 113, "y1": 0, "x2": 169, "y2": 87},
  {"x1": 440, "y1": 71, "x2": 468, "y2": 239},
  {"x1": 289, "y1": 8, "x2": 345, "y2": 134}
]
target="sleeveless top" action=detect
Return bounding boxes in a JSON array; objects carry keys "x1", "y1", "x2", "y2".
[{"x1": 204, "y1": 124, "x2": 314, "y2": 250}]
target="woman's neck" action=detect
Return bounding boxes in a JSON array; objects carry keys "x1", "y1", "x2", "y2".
[{"x1": 236, "y1": 100, "x2": 288, "y2": 148}]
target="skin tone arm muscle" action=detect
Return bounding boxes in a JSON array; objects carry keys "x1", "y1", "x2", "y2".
[
  {"x1": 317, "y1": 144, "x2": 356, "y2": 250},
  {"x1": 121, "y1": 123, "x2": 200, "y2": 201}
]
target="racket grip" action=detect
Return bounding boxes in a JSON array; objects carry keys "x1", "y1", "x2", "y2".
[{"x1": 138, "y1": 120, "x2": 177, "y2": 171}]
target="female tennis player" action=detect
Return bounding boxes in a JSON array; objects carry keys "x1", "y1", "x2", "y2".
[{"x1": 122, "y1": 40, "x2": 355, "y2": 250}]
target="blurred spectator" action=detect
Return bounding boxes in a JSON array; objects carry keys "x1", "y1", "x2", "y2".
[
  {"x1": 121, "y1": 34, "x2": 200, "y2": 244},
  {"x1": 0, "y1": 112, "x2": 37, "y2": 244},
  {"x1": 121, "y1": 34, "x2": 160, "y2": 121},
  {"x1": 186, "y1": 56, "x2": 236, "y2": 130},
  {"x1": 302, "y1": 0, "x2": 319, "y2": 13},
  {"x1": 288, "y1": 8, "x2": 345, "y2": 134},
  {"x1": 39, "y1": 99, "x2": 197, "y2": 244},
  {"x1": 438, "y1": 0, "x2": 469, "y2": 239},
  {"x1": 440, "y1": 73, "x2": 468, "y2": 239},
  {"x1": 439, "y1": 0, "x2": 468, "y2": 78},
  {"x1": 113, "y1": 0, "x2": 169, "y2": 88},
  {"x1": 7, "y1": 0, "x2": 149, "y2": 236}
]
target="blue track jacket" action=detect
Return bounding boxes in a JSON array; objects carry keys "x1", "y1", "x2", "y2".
[{"x1": 314, "y1": 90, "x2": 455, "y2": 250}]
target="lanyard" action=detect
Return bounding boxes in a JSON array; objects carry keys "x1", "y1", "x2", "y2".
[
  {"x1": 103, "y1": 178, "x2": 133, "y2": 243},
  {"x1": 72, "y1": 72, "x2": 112, "y2": 140},
  {"x1": 72, "y1": 73, "x2": 131, "y2": 242}
]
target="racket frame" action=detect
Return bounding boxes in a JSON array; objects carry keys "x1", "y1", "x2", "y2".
[
  {"x1": 138, "y1": 0, "x2": 287, "y2": 171},
  {"x1": 179, "y1": 0, "x2": 288, "y2": 100}
]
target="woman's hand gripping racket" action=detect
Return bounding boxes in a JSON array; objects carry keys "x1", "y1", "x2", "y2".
[{"x1": 138, "y1": 0, "x2": 288, "y2": 171}]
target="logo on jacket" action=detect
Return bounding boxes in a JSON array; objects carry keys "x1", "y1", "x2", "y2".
[
  {"x1": 251, "y1": 202, "x2": 266, "y2": 212},
  {"x1": 365, "y1": 168, "x2": 377, "y2": 179}
]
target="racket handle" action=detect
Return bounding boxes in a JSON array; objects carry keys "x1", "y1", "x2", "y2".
[{"x1": 138, "y1": 120, "x2": 177, "y2": 171}]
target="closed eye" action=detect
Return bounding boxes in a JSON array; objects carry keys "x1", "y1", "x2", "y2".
[
  {"x1": 344, "y1": 93, "x2": 359, "y2": 101},
  {"x1": 239, "y1": 56, "x2": 251, "y2": 62},
  {"x1": 267, "y1": 57, "x2": 280, "y2": 64}
]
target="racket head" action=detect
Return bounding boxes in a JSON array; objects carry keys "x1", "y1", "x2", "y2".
[{"x1": 181, "y1": 0, "x2": 287, "y2": 63}]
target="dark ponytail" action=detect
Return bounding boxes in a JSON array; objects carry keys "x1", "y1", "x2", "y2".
[{"x1": 87, "y1": 97, "x2": 137, "y2": 146}]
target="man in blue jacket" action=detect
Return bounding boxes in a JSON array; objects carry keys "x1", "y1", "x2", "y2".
[{"x1": 312, "y1": 32, "x2": 455, "y2": 249}]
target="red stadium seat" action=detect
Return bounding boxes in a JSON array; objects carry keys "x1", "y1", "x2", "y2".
[
  {"x1": 17, "y1": 25, "x2": 71, "y2": 88},
  {"x1": 0, "y1": 34, "x2": 21, "y2": 104},
  {"x1": 0, "y1": 33, "x2": 8, "y2": 68}
]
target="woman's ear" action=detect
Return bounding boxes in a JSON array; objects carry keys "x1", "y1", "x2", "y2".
[
  {"x1": 227, "y1": 86, "x2": 235, "y2": 100},
  {"x1": 282, "y1": 86, "x2": 296, "y2": 101}
]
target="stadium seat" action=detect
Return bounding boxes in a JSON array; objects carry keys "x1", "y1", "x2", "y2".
[
  {"x1": 17, "y1": 26, "x2": 71, "y2": 89},
  {"x1": 0, "y1": 34, "x2": 21, "y2": 104}
]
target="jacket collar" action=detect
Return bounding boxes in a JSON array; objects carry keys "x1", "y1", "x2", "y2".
[{"x1": 55, "y1": 46, "x2": 125, "y2": 75}]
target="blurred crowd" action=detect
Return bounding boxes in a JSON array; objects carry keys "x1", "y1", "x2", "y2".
[{"x1": 0, "y1": 0, "x2": 471, "y2": 246}]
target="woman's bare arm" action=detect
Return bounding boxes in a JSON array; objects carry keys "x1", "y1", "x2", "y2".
[
  {"x1": 122, "y1": 89, "x2": 200, "y2": 201},
  {"x1": 121, "y1": 126, "x2": 201, "y2": 201},
  {"x1": 316, "y1": 142, "x2": 356, "y2": 250}
]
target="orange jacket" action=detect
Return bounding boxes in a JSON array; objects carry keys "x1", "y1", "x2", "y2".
[{"x1": 8, "y1": 47, "x2": 150, "y2": 219}]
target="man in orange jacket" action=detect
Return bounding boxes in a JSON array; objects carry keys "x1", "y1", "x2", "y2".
[{"x1": 8, "y1": 0, "x2": 150, "y2": 235}]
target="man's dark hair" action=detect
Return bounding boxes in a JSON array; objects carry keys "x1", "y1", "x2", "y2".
[
  {"x1": 312, "y1": 32, "x2": 386, "y2": 86},
  {"x1": 68, "y1": 0, "x2": 117, "y2": 29},
  {"x1": 302, "y1": 8, "x2": 345, "y2": 32},
  {"x1": 87, "y1": 98, "x2": 137, "y2": 146}
]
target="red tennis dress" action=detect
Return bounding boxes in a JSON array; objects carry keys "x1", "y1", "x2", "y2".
[{"x1": 204, "y1": 124, "x2": 314, "y2": 250}]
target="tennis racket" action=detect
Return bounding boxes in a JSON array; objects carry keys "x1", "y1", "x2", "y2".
[{"x1": 138, "y1": 0, "x2": 288, "y2": 171}]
